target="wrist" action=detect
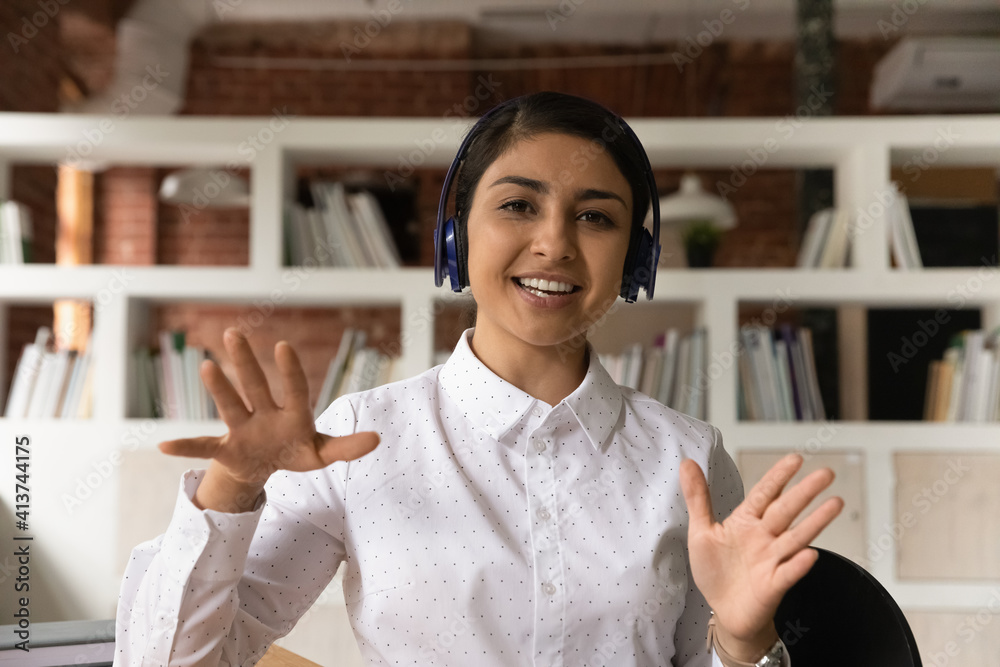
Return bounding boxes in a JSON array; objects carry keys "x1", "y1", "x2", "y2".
[
  {"x1": 708, "y1": 614, "x2": 781, "y2": 665},
  {"x1": 193, "y1": 461, "x2": 266, "y2": 513}
]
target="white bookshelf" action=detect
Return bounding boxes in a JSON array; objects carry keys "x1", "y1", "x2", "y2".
[{"x1": 1, "y1": 113, "x2": 999, "y2": 650}]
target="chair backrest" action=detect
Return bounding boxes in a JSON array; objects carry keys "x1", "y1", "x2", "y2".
[{"x1": 774, "y1": 547, "x2": 921, "y2": 666}]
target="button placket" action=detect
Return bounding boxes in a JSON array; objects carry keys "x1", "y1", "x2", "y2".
[{"x1": 526, "y1": 425, "x2": 564, "y2": 666}]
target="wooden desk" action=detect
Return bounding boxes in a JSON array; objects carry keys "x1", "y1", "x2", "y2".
[{"x1": 258, "y1": 644, "x2": 323, "y2": 667}]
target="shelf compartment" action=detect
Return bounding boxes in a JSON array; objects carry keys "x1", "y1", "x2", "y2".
[
  {"x1": 2, "y1": 161, "x2": 253, "y2": 268},
  {"x1": 127, "y1": 300, "x2": 403, "y2": 420},
  {"x1": 1, "y1": 301, "x2": 94, "y2": 420}
]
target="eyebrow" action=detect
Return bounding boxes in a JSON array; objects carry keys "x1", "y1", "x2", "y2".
[{"x1": 488, "y1": 175, "x2": 628, "y2": 209}]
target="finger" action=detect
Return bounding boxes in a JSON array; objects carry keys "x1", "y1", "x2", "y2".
[
  {"x1": 679, "y1": 458, "x2": 715, "y2": 533},
  {"x1": 316, "y1": 431, "x2": 380, "y2": 465},
  {"x1": 224, "y1": 327, "x2": 277, "y2": 411},
  {"x1": 159, "y1": 436, "x2": 222, "y2": 460},
  {"x1": 200, "y1": 358, "x2": 251, "y2": 426},
  {"x1": 772, "y1": 547, "x2": 820, "y2": 596},
  {"x1": 275, "y1": 341, "x2": 310, "y2": 410},
  {"x1": 762, "y1": 467, "x2": 836, "y2": 534},
  {"x1": 772, "y1": 495, "x2": 844, "y2": 558},
  {"x1": 742, "y1": 453, "x2": 804, "y2": 518}
]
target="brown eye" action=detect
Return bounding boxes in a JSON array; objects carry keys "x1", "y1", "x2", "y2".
[
  {"x1": 499, "y1": 200, "x2": 531, "y2": 214},
  {"x1": 580, "y1": 210, "x2": 616, "y2": 228}
]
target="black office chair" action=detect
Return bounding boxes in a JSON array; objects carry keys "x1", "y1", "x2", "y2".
[{"x1": 774, "y1": 547, "x2": 921, "y2": 666}]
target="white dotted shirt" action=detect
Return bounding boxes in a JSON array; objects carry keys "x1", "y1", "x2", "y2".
[{"x1": 115, "y1": 328, "x2": 748, "y2": 667}]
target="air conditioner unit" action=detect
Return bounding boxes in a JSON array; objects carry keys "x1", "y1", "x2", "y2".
[{"x1": 870, "y1": 37, "x2": 1000, "y2": 110}]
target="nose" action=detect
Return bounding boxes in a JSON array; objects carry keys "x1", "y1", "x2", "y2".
[{"x1": 530, "y1": 210, "x2": 577, "y2": 262}]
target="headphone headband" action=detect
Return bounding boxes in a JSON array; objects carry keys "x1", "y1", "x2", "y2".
[{"x1": 434, "y1": 95, "x2": 660, "y2": 302}]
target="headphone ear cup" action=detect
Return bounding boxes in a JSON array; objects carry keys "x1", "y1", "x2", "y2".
[
  {"x1": 443, "y1": 216, "x2": 464, "y2": 292},
  {"x1": 454, "y1": 215, "x2": 469, "y2": 291},
  {"x1": 622, "y1": 229, "x2": 654, "y2": 303}
]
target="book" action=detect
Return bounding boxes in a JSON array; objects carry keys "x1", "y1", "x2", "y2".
[
  {"x1": 797, "y1": 208, "x2": 836, "y2": 268},
  {"x1": 0, "y1": 199, "x2": 33, "y2": 264},
  {"x1": 738, "y1": 324, "x2": 826, "y2": 422},
  {"x1": 352, "y1": 190, "x2": 401, "y2": 268},
  {"x1": 656, "y1": 329, "x2": 680, "y2": 407},
  {"x1": 3, "y1": 327, "x2": 49, "y2": 418},
  {"x1": 315, "y1": 328, "x2": 355, "y2": 417},
  {"x1": 314, "y1": 182, "x2": 370, "y2": 266},
  {"x1": 60, "y1": 349, "x2": 92, "y2": 419},
  {"x1": 888, "y1": 184, "x2": 923, "y2": 269},
  {"x1": 819, "y1": 209, "x2": 852, "y2": 268}
]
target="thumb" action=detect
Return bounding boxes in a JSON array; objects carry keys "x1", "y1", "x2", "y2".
[
  {"x1": 680, "y1": 458, "x2": 715, "y2": 534},
  {"x1": 317, "y1": 431, "x2": 380, "y2": 465},
  {"x1": 159, "y1": 436, "x2": 221, "y2": 460}
]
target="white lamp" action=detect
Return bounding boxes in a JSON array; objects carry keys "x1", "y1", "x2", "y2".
[
  {"x1": 658, "y1": 173, "x2": 737, "y2": 230},
  {"x1": 158, "y1": 167, "x2": 250, "y2": 207},
  {"x1": 647, "y1": 173, "x2": 737, "y2": 268}
]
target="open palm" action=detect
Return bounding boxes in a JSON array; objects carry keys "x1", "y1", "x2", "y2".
[
  {"x1": 158, "y1": 327, "x2": 379, "y2": 488},
  {"x1": 679, "y1": 453, "x2": 844, "y2": 644}
]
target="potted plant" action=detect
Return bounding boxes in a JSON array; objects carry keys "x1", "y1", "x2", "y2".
[{"x1": 681, "y1": 219, "x2": 722, "y2": 268}]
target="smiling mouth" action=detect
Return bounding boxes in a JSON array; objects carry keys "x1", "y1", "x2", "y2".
[{"x1": 513, "y1": 277, "x2": 581, "y2": 298}]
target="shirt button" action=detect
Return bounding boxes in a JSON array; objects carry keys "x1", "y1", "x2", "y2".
[
  {"x1": 534, "y1": 438, "x2": 547, "y2": 453},
  {"x1": 542, "y1": 582, "x2": 557, "y2": 595},
  {"x1": 533, "y1": 406, "x2": 544, "y2": 417},
  {"x1": 537, "y1": 508, "x2": 551, "y2": 521}
]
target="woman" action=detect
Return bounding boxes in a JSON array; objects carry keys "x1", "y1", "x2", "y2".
[{"x1": 115, "y1": 92, "x2": 842, "y2": 667}]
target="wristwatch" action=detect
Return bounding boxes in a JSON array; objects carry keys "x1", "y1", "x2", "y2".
[
  {"x1": 753, "y1": 639, "x2": 786, "y2": 667},
  {"x1": 706, "y1": 613, "x2": 788, "y2": 667}
]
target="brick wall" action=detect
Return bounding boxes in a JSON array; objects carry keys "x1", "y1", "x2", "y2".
[{"x1": 0, "y1": 12, "x2": 906, "y2": 404}]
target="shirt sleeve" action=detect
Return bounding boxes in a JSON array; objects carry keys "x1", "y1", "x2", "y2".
[
  {"x1": 113, "y1": 396, "x2": 358, "y2": 667},
  {"x1": 672, "y1": 424, "x2": 745, "y2": 667}
]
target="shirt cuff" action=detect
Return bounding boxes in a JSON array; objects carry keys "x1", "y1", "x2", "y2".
[{"x1": 157, "y1": 468, "x2": 268, "y2": 584}]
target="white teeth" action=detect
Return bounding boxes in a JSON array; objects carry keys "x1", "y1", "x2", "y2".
[{"x1": 518, "y1": 277, "x2": 575, "y2": 293}]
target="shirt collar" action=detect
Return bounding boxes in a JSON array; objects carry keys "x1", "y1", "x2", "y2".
[{"x1": 438, "y1": 328, "x2": 623, "y2": 452}]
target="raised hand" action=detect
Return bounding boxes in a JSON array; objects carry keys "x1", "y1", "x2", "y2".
[
  {"x1": 679, "y1": 453, "x2": 844, "y2": 660},
  {"x1": 158, "y1": 327, "x2": 379, "y2": 512}
]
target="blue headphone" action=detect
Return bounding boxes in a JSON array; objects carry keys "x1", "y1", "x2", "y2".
[{"x1": 433, "y1": 95, "x2": 661, "y2": 303}]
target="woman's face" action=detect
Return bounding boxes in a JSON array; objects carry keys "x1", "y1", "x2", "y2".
[{"x1": 465, "y1": 131, "x2": 633, "y2": 354}]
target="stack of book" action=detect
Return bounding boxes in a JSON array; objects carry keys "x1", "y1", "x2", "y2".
[
  {"x1": 284, "y1": 182, "x2": 401, "y2": 268},
  {"x1": 313, "y1": 328, "x2": 395, "y2": 417},
  {"x1": 597, "y1": 328, "x2": 708, "y2": 421},
  {"x1": 925, "y1": 328, "x2": 1000, "y2": 422},
  {"x1": 738, "y1": 323, "x2": 826, "y2": 421},
  {"x1": 796, "y1": 185, "x2": 921, "y2": 269},
  {"x1": 133, "y1": 331, "x2": 218, "y2": 420},
  {"x1": 0, "y1": 199, "x2": 33, "y2": 264},
  {"x1": 3, "y1": 326, "x2": 94, "y2": 419}
]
